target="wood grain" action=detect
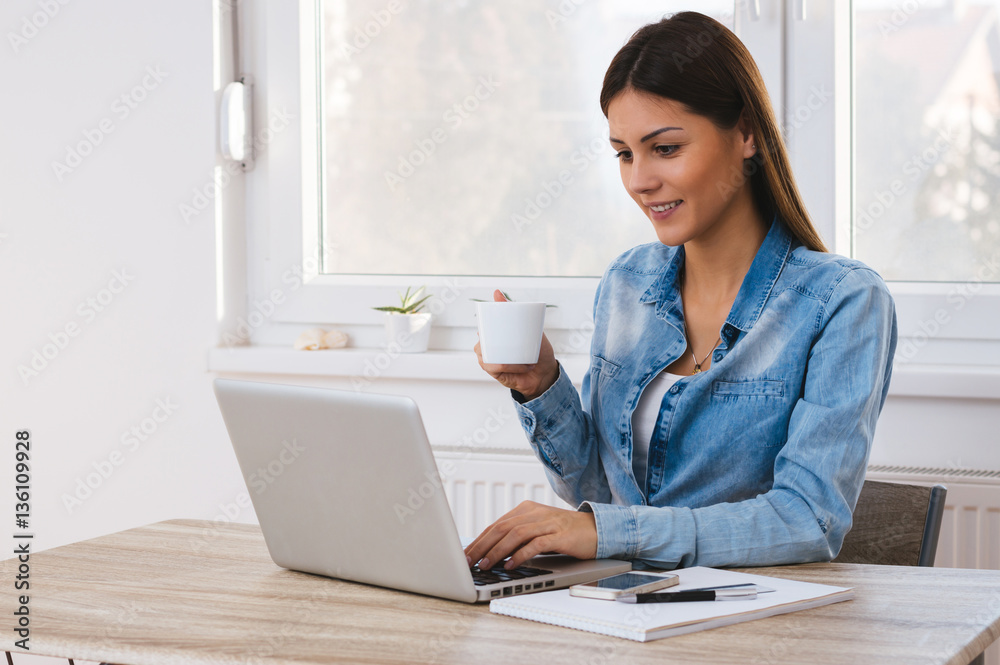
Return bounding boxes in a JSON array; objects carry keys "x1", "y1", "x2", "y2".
[
  {"x1": 1, "y1": 519, "x2": 998, "y2": 665},
  {"x1": 835, "y1": 479, "x2": 937, "y2": 566}
]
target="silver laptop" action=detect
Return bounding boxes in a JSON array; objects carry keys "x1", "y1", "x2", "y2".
[{"x1": 212, "y1": 379, "x2": 631, "y2": 603}]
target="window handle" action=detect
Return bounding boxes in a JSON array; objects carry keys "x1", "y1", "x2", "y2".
[
  {"x1": 748, "y1": 0, "x2": 761, "y2": 21},
  {"x1": 796, "y1": 0, "x2": 807, "y2": 20}
]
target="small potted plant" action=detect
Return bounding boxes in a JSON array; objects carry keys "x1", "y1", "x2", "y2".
[{"x1": 372, "y1": 286, "x2": 433, "y2": 353}]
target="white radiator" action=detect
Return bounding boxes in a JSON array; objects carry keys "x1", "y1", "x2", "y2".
[{"x1": 437, "y1": 452, "x2": 1000, "y2": 663}]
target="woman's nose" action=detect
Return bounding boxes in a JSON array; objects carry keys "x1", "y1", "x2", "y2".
[{"x1": 628, "y1": 158, "x2": 659, "y2": 195}]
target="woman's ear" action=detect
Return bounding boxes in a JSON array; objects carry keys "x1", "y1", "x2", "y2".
[{"x1": 737, "y1": 112, "x2": 757, "y2": 159}]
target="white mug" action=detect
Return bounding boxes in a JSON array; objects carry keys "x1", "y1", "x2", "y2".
[{"x1": 476, "y1": 302, "x2": 547, "y2": 364}]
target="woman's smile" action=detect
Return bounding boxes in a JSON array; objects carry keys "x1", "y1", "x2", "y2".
[{"x1": 646, "y1": 199, "x2": 684, "y2": 220}]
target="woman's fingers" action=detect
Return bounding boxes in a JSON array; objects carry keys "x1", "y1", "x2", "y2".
[
  {"x1": 464, "y1": 502, "x2": 598, "y2": 570},
  {"x1": 477, "y1": 520, "x2": 553, "y2": 570},
  {"x1": 464, "y1": 503, "x2": 537, "y2": 566}
]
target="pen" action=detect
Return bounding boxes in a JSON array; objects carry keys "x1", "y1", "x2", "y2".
[{"x1": 617, "y1": 588, "x2": 758, "y2": 603}]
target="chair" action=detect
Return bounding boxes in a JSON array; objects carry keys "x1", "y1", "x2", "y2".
[
  {"x1": 834, "y1": 479, "x2": 947, "y2": 567},
  {"x1": 834, "y1": 480, "x2": 989, "y2": 665}
]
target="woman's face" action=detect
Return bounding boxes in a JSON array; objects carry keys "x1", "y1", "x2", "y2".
[{"x1": 607, "y1": 89, "x2": 756, "y2": 247}]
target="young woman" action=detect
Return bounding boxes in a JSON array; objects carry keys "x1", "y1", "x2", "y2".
[{"x1": 465, "y1": 12, "x2": 897, "y2": 572}]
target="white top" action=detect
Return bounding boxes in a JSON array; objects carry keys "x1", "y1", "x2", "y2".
[{"x1": 631, "y1": 371, "x2": 684, "y2": 494}]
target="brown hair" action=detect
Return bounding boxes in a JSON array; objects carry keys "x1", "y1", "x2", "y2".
[{"x1": 600, "y1": 12, "x2": 828, "y2": 253}]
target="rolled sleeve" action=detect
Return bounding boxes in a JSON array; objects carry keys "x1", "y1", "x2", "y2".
[{"x1": 579, "y1": 501, "x2": 697, "y2": 568}]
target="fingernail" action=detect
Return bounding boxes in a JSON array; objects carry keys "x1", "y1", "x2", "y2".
[
  {"x1": 480, "y1": 557, "x2": 490, "y2": 569},
  {"x1": 504, "y1": 560, "x2": 513, "y2": 570}
]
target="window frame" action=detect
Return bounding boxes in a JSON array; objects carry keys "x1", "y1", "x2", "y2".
[
  {"x1": 240, "y1": 0, "x2": 1000, "y2": 363},
  {"x1": 784, "y1": 0, "x2": 1000, "y2": 355}
]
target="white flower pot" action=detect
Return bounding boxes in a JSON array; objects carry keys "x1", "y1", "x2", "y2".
[{"x1": 383, "y1": 312, "x2": 432, "y2": 353}]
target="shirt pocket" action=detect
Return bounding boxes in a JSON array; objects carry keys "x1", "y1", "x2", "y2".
[
  {"x1": 709, "y1": 378, "x2": 787, "y2": 448},
  {"x1": 591, "y1": 354, "x2": 621, "y2": 386}
]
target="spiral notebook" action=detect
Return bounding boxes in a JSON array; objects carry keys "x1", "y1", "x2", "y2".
[{"x1": 489, "y1": 566, "x2": 853, "y2": 642}]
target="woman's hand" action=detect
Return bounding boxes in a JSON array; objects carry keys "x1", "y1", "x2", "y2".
[
  {"x1": 474, "y1": 290, "x2": 560, "y2": 401},
  {"x1": 464, "y1": 500, "x2": 598, "y2": 570}
]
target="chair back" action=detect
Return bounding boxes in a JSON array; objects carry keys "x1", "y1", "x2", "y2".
[{"x1": 834, "y1": 479, "x2": 947, "y2": 567}]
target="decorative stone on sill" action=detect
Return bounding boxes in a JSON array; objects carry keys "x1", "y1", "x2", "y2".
[{"x1": 293, "y1": 327, "x2": 349, "y2": 350}]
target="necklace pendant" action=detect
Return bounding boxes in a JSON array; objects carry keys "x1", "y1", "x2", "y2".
[{"x1": 692, "y1": 367, "x2": 702, "y2": 374}]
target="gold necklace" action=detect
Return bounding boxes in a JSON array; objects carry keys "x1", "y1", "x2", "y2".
[{"x1": 689, "y1": 335, "x2": 721, "y2": 374}]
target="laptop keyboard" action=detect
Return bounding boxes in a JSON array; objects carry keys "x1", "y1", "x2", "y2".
[{"x1": 470, "y1": 562, "x2": 552, "y2": 586}]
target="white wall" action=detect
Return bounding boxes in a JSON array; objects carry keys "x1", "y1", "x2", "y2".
[{"x1": 0, "y1": 0, "x2": 238, "y2": 551}]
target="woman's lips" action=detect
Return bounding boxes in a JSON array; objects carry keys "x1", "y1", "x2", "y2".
[{"x1": 648, "y1": 199, "x2": 683, "y2": 221}]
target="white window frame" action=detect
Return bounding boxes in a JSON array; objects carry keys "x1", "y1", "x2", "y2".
[
  {"x1": 239, "y1": 0, "x2": 1000, "y2": 368},
  {"x1": 784, "y1": 0, "x2": 1000, "y2": 366}
]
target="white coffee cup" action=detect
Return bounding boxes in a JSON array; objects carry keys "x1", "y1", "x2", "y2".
[{"x1": 476, "y1": 302, "x2": 547, "y2": 364}]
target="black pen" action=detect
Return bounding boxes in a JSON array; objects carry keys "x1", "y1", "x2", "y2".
[{"x1": 616, "y1": 588, "x2": 758, "y2": 604}]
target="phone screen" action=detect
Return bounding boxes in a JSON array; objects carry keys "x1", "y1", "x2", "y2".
[{"x1": 585, "y1": 573, "x2": 666, "y2": 590}]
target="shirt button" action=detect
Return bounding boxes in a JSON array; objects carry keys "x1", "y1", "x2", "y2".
[
  {"x1": 669, "y1": 385, "x2": 680, "y2": 394},
  {"x1": 714, "y1": 352, "x2": 723, "y2": 362},
  {"x1": 521, "y1": 417, "x2": 532, "y2": 427}
]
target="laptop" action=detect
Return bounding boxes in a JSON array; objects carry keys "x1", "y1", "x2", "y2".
[{"x1": 212, "y1": 379, "x2": 631, "y2": 603}]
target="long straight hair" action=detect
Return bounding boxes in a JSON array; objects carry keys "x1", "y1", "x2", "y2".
[{"x1": 600, "y1": 12, "x2": 828, "y2": 253}]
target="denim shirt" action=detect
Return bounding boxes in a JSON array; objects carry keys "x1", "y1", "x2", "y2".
[{"x1": 514, "y1": 218, "x2": 898, "y2": 569}]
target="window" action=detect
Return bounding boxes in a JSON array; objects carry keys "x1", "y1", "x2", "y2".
[
  {"x1": 241, "y1": 0, "x2": 999, "y2": 370},
  {"x1": 854, "y1": 0, "x2": 1000, "y2": 282},
  {"x1": 319, "y1": 1, "x2": 740, "y2": 278}
]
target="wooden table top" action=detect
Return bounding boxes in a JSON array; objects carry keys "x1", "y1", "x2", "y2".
[{"x1": 2, "y1": 519, "x2": 997, "y2": 665}]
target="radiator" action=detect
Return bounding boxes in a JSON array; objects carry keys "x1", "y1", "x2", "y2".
[{"x1": 437, "y1": 452, "x2": 1000, "y2": 663}]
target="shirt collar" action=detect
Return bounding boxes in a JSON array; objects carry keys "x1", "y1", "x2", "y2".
[{"x1": 638, "y1": 215, "x2": 793, "y2": 338}]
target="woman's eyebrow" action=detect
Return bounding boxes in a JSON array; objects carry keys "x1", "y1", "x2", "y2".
[
  {"x1": 609, "y1": 127, "x2": 684, "y2": 145},
  {"x1": 640, "y1": 126, "x2": 682, "y2": 142}
]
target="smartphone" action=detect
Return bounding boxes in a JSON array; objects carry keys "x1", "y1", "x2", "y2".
[{"x1": 569, "y1": 572, "x2": 679, "y2": 600}]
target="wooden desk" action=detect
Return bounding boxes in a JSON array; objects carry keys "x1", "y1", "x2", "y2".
[{"x1": 2, "y1": 519, "x2": 997, "y2": 665}]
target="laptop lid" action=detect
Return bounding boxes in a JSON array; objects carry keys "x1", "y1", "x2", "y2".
[{"x1": 213, "y1": 379, "x2": 480, "y2": 602}]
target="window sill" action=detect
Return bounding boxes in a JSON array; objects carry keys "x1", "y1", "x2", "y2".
[
  {"x1": 207, "y1": 347, "x2": 1000, "y2": 400},
  {"x1": 207, "y1": 346, "x2": 591, "y2": 383}
]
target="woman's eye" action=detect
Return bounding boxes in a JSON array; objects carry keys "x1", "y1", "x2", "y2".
[
  {"x1": 655, "y1": 145, "x2": 678, "y2": 156},
  {"x1": 615, "y1": 150, "x2": 632, "y2": 162}
]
